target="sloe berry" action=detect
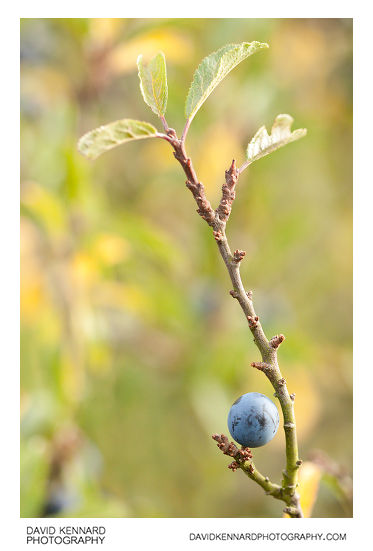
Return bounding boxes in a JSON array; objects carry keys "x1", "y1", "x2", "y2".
[{"x1": 228, "y1": 392, "x2": 279, "y2": 447}]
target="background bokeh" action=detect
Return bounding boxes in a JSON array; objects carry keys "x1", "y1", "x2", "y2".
[{"x1": 20, "y1": 18, "x2": 352, "y2": 518}]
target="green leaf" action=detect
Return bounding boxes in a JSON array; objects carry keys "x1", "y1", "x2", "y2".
[
  {"x1": 246, "y1": 114, "x2": 307, "y2": 165},
  {"x1": 137, "y1": 52, "x2": 168, "y2": 117},
  {"x1": 77, "y1": 119, "x2": 158, "y2": 160},
  {"x1": 185, "y1": 41, "x2": 269, "y2": 122}
]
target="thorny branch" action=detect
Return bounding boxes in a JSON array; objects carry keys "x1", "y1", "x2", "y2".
[{"x1": 160, "y1": 125, "x2": 303, "y2": 518}]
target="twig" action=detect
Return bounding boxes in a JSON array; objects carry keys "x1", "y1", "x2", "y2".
[
  {"x1": 215, "y1": 159, "x2": 239, "y2": 223},
  {"x1": 212, "y1": 434, "x2": 302, "y2": 515},
  {"x1": 163, "y1": 126, "x2": 303, "y2": 518}
]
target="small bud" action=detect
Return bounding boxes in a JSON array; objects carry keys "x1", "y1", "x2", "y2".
[
  {"x1": 233, "y1": 249, "x2": 246, "y2": 263},
  {"x1": 166, "y1": 128, "x2": 177, "y2": 138},
  {"x1": 228, "y1": 460, "x2": 239, "y2": 472},
  {"x1": 251, "y1": 361, "x2": 271, "y2": 372},
  {"x1": 247, "y1": 316, "x2": 259, "y2": 329},
  {"x1": 269, "y1": 334, "x2": 285, "y2": 349}
]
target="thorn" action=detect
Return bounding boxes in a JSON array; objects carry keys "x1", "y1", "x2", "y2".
[
  {"x1": 265, "y1": 476, "x2": 269, "y2": 482},
  {"x1": 246, "y1": 290, "x2": 253, "y2": 300},
  {"x1": 226, "y1": 159, "x2": 238, "y2": 181},
  {"x1": 296, "y1": 459, "x2": 303, "y2": 467},
  {"x1": 290, "y1": 393, "x2": 296, "y2": 401}
]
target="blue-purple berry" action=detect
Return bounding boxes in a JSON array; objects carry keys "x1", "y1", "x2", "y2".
[{"x1": 227, "y1": 392, "x2": 279, "y2": 448}]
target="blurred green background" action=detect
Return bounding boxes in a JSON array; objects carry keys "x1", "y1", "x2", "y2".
[{"x1": 20, "y1": 18, "x2": 352, "y2": 518}]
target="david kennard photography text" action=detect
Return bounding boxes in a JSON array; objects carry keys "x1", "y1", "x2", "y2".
[{"x1": 26, "y1": 526, "x2": 106, "y2": 545}]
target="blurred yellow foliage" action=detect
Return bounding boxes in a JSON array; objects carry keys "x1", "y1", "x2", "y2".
[
  {"x1": 270, "y1": 20, "x2": 351, "y2": 120},
  {"x1": 21, "y1": 67, "x2": 71, "y2": 106},
  {"x1": 21, "y1": 220, "x2": 45, "y2": 319},
  {"x1": 194, "y1": 124, "x2": 243, "y2": 202},
  {"x1": 145, "y1": 139, "x2": 176, "y2": 169},
  {"x1": 282, "y1": 368, "x2": 321, "y2": 441},
  {"x1": 89, "y1": 18, "x2": 125, "y2": 46},
  {"x1": 21, "y1": 268, "x2": 44, "y2": 319},
  {"x1": 71, "y1": 252, "x2": 98, "y2": 288},
  {"x1": 60, "y1": 352, "x2": 85, "y2": 405},
  {"x1": 87, "y1": 342, "x2": 112, "y2": 374},
  {"x1": 94, "y1": 233, "x2": 130, "y2": 265},
  {"x1": 108, "y1": 30, "x2": 193, "y2": 74},
  {"x1": 271, "y1": 24, "x2": 327, "y2": 83},
  {"x1": 22, "y1": 182, "x2": 66, "y2": 235},
  {"x1": 298, "y1": 461, "x2": 322, "y2": 518},
  {"x1": 95, "y1": 282, "x2": 150, "y2": 318}
]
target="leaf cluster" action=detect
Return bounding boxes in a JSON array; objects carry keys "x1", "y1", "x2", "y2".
[{"x1": 77, "y1": 42, "x2": 306, "y2": 165}]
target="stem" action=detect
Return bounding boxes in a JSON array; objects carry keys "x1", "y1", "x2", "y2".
[
  {"x1": 215, "y1": 230, "x2": 302, "y2": 517},
  {"x1": 216, "y1": 232, "x2": 300, "y2": 492},
  {"x1": 160, "y1": 115, "x2": 169, "y2": 133},
  {"x1": 238, "y1": 159, "x2": 251, "y2": 174},
  {"x1": 161, "y1": 128, "x2": 303, "y2": 518},
  {"x1": 181, "y1": 118, "x2": 192, "y2": 144},
  {"x1": 242, "y1": 461, "x2": 283, "y2": 499},
  {"x1": 241, "y1": 458, "x2": 302, "y2": 518}
]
